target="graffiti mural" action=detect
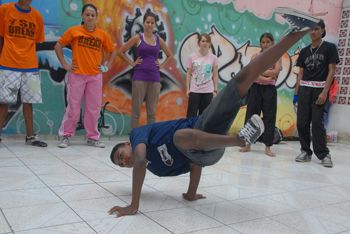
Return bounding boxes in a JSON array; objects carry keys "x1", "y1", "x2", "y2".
[{"x1": 1, "y1": 0, "x2": 341, "y2": 137}]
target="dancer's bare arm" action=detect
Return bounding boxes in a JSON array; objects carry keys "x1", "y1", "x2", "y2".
[
  {"x1": 108, "y1": 144, "x2": 147, "y2": 217},
  {"x1": 183, "y1": 163, "x2": 206, "y2": 201}
]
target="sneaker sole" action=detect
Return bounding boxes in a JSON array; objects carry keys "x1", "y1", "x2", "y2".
[
  {"x1": 25, "y1": 142, "x2": 48, "y2": 147},
  {"x1": 251, "y1": 114, "x2": 265, "y2": 135},
  {"x1": 295, "y1": 159, "x2": 311, "y2": 162},
  {"x1": 275, "y1": 7, "x2": 320, "y2": 24}
]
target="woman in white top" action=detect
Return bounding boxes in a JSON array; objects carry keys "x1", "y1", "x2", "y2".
[{"x1": 186, "y1": 33, "x2": 219, "y2": 118}]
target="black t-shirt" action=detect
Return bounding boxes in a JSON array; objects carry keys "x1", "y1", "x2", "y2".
[{"x1": 296, "y1": 41, "x2": 339, "y2": 82}]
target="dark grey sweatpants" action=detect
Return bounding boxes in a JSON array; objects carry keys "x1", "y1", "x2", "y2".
[{"x1": 182, "y1": 78, "x2": 244, "y2": 166}]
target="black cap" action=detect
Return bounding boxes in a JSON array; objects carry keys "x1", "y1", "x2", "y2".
[{"x1": 317, "y1": 19, "x2": 326, "y2": 38}]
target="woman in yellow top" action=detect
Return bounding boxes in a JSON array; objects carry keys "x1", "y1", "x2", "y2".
[{"x1": 55, "y1": 3, "x2": 116, "y2": 148}]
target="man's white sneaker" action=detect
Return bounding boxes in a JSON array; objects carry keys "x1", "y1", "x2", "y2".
[{"x1": 238, "y1": 114, "x2": 265, "y2": 144}]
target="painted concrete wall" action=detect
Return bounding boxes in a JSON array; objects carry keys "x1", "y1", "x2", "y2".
[
  {"x1": 0, "y1": 0, "x2": 345, "y2": 139},
  {"x1": 327, "y1": 0, "x2": 350, "y2": 142}
]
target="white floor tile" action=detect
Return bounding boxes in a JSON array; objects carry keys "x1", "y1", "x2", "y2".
[
  {"x1": 146, "y1": 207, "x2": 222, "y2": 233},
  {"x1": 16, "y1": 222, "x2": 96, "y2": 234},
  {"x1": 0, "y1": 174, "x2": 45, "y2": 192},
  {"x1": 0, "y1": 139, "x2": 349, "y2": 234},
  {"x1": 67, "y1": 197, "x2": 126, "y2": 221},
  {"x1": 230, "y1": 217, "x2": 304, "y2": 234},
  {"x1": 231, "y1": 195, "x2": 297, "y2": 217},
  {"x1": 98, "y1": 181, "x2": 133, "y2": 196},
  {"x1": 0, "y1": 188, "x2": 61, "y2": 208},
  {"x1": 193, "y1": 201, "x2": 264, "y2": 224},
  {"x1": 38, "y1": 171, "x2": 93, "y2": 187},
  {"x1": 0, "y1": 212, "x2": 11, "y2": 234},
  {"x1": 119, "y1": 186, "x2": 185, "y2": 212},
  {"x1": 51, "y1": 184, "x2": 114, "y2": 202},
  {"x1": 3, "y1": 202, "x2": 82, "y2": 232},
  {"x1": 187, "y1": 226, "x2": 240, "y2": 234},
  {"x1": 82, "y1": 170, "x2": 130, "y2": 183},
  {"x1": 27, "y1": 163, "x2": 79, "y2": 175},
  {"x1": 86, "y1": 215, "x2": 171, "y2": 234},
  {"x1": 0, "y1": 157, "x2": 23, "y2": 167}
]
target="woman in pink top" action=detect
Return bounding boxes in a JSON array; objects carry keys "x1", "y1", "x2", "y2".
[
  {"x1": 240, "y1": 33, "x2": 282, "y2": 156},
  {"x1": 186, "y1": 33, "x2": 219, "y2": 118}
]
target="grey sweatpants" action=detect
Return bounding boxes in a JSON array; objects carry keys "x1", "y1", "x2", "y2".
[{"x1": 182, "y1": 78, "x2": 244, "y2": 166}]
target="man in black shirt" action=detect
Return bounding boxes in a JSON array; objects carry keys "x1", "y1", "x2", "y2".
[{"x1": 294, "y1": 20, "x2": 339, "y2": 168}]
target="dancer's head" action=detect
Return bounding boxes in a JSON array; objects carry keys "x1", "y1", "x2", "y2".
[
  {"x1": 310, "y1": 19, "x2": 326, "y2": 40},
  {"x1": 259, "y1": 32, "x2": 274, "y2": 52},
  {"x1": 81, "y1": 3, "x2": 98, "y2": 27},
  {"x1": 110, "y1": 142, "x2": 134, "y2": 168},
  {"x1": 197, "y1": 33, "x2": 212, "y2": 52}
]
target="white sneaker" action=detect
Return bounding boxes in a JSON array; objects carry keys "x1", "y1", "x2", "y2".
[
  {"x1": 238, "y1": 114, "x2": 265, "y2": 144},
  {"x1": 275, "y1": 7, "x2": 321, "y2": 32},
  {"x1": 58, "y1": 136, "x2": 69, "y2": 148},
  {"x1": 87, "y1": 139, "x2": 105, "y2": 148}
]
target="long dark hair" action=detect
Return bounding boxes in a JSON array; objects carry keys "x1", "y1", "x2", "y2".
[
  {"x1": 259, "y1": 32, "x2": 274, "y2": 43},
  {"x1": 143, "y1": 11, "x2": 157, "y2": 23},
  {"x1": 81, "y1": 3, "x2": 98, "y2": 25}
]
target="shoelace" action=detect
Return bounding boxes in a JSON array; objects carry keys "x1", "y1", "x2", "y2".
[
  {"x1": 240, "y1": 122, "x2": 257, "y2": 141},
  {"x1": 285, "y1": 17, "x2": 300, "y2": 30}
]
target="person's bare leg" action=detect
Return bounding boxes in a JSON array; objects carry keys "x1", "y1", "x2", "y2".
[
  {"x1": 23, "y1": 103, "x2": 34, "y2": 136},
  {"x1": 239, "y1": 144, "x2": 251, "y2": 152},
  {"x1": 235, "y1": 30, "x2": 309, "y2": 98},
  {"x1": 0, "y1": 104, "x2": 9, "y2": 138},
  {"x1": 174, "y1": 128, "x2": 245, "y2": 152},
  {"x1": 265, "y1": 146, "x2": 275, "y2": 157}
]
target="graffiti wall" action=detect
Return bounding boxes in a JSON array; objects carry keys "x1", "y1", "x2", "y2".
[{"x1": 1, "y1": 0, "x2": 342, "y2": 137}]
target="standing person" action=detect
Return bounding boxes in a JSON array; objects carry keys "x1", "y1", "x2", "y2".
[
  {"x1": 108, "y1": 8, "x2": 320, "y2": 217},
  {"x1": 55, "y1": 3, "x2": 116, "y2": 148},
  {"x1": 118, "y1": 11, "x2": 173, "y2": 129},
  {"x1": 294, "y1": 19, "x2": 339, "y2": 167},
  {"x1": 0, "y1": 0, "x2": 47, "y2": 147},
  {"x1": 186, "y1": 33, "x2": 219, "y2": 118},
  {"x1": 240, "y1": 33, "x2": 281, "y2": 157}
]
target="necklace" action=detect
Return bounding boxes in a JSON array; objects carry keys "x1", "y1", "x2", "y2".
[
  {"x1": 310, "y1": 40, "x2": 323, "y2": 55},
  {"x1": 310, "y1": 40, "x2": 323, "y2": 65}
]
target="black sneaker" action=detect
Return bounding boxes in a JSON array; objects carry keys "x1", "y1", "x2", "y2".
[
  {"x1": 321, "y1": 154, "x2": 333, "y2": 168},
  {"x1": 275, "y1": 7, "x2": 321, "y2": 32},
  {"x1": 295, "y1": 151, "x2": 312, "y2": 162},
  {"x1": 238, "y1": 114, "x2": 265, "y2": 144},
  {"x1": 25, "y1": 134, "x2": 48, "y2": 147}
]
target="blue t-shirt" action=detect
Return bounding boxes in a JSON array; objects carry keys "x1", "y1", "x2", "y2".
[{"x1": 130, "y1": 117, "x2": 198, "y2": 177}]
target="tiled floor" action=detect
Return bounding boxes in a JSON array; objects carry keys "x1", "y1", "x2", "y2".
[{"x1": 0, "y1": 138, "x2": 350, "y2": 234}]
